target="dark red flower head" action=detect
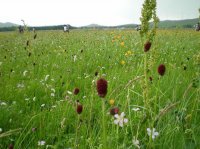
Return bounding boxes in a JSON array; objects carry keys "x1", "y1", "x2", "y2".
[
  {"x1": 73, "y1": 88, "x2": 80, "y2": 95},
  {"x1": 110, "y1": 107, "x2": 119, "y2": 116},
  {"x1": 144, "y1": 41, "x2": 151, "y2": 52},
  {"x1": 76, "y1": 103, "x2": 83, "y2": 114},
  {"x1": 96, "y1": 78, "x2": 108, "y2": 98},
  {"x1": 9, "y1": 144, "x2": 14, "y2": 149},
  {"x1": 158, "y1": 64, "x2": 166, "y2": 76}
]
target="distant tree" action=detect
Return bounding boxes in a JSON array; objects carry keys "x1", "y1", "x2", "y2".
[{"x1": 197, "y1": 8, "x2": 200, "y2": 23}]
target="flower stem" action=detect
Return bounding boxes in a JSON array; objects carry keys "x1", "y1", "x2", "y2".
[
  {"x1": 144, "y1": 53, "x2": 149, "y2": 108},
  {"x1": 102, "y1": 100, "x2": 106, "y2": 148},
  {"x1": 75, "y1": 115, "x2": 80, "y2": 149}
]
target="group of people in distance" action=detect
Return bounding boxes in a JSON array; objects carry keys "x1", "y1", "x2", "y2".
[{"x1": 18, "y1": 25, "x2": 70, "y2": 33}]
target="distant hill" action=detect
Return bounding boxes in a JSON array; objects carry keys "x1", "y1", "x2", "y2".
[
  {"x1": 81, "y1": 18, "x2": 199, "y2": 29},
  {"x1": 0, "y1": 22, "x2": 18, "y2": 28},
  {"x1": 82, "y1": 24, "x2": 104, "y2": 28},
  {"x1": 81, "y1": 23, "x2": 138, "y2": 29},
  {"x1": 157, "y1": 18, "x2": 199, "y2": 28},
  {"x1": 0, "y1": 18, "x2": 199, "y2": 32}
]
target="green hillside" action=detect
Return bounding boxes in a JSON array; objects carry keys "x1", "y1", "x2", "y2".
[
  {"x1": 157, "y1": 18, "x2": 199, "y2": 28},
  {"x1": 0, "y1": 22, "x2": 18, "y2": 28}
]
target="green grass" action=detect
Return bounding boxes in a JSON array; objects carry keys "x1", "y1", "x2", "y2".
[{"x1": 0, "y1": 29, "x2": 199, "y2": 149}]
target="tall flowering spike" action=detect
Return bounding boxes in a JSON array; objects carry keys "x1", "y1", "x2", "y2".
[
  {"x1": 144, "y1": 41, "x2": 151, "y2": 52},
  {"x1": 158, "y1": 64, "x2": 166, "y2": 76},
  {"x1": 96, "y1": 78, "x2": 108, "y2": 98},
  {"x1": 76, "y1": 103, "x2": 83, "y2": 114},
  {"x1": 73, "y1": 88, "x2": 80, "y2": 95}
]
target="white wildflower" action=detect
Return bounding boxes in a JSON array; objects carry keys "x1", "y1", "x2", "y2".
[
  {"x1": 38, "y1": 140, "x2": 46, "y2": 146},
  {"x1": 45, "y1": 75, "x2": 50, "y2": 81},
  {"x1": 0, "y1": 128, "x2": 2, "y2": 133},
  {"x1": 114, "y1": 112, "x2": 128, "y2": 127},
  {"x1": 25, "y1": 98, "x2": 30, "y2": 101},
  {"x1": 73, "y1": 55, "x2": 77, "y2": 62},
  {"x1": 52, "y1": 105, "x2": 56, "y2": 108},
  {"x1": 17, "y1": 83, "x2": 24, "y2": 88},
  {"x1": 33, "y1": 97, "x2": 36, "y2": 101},
  {"x1": 85, "y1": 75, "x2": 90, "y2": 78},
  {"x1": 61, "y1": 118, "x2": 66, "y2": 128},
  {"x1": 51, "y1": 93, "x2": 55, "y2": 97},
  {"x1": 51, "y1": 88, "x2": 55, "y2": 93},
  {"x1": 132, "y1": 136, "x2": 140, "y2": 148},
  {"x1": 132, "y1": 108, "x2": 140, "y2": 112},
  {"x1": 41, "y1": 104, "x2": 45, "y2": 107},
  {"x1": 67, "y1": 91, "x2": 72, "y2": 95},
  {"x1": 102, "y1": 74, "x2": 106, "y2": 77},
  {"x1": 23, "y1": 70, "x2": 28, "y2": 76},
  {"x1": 1, "y1": 102, "x2": 7, "y2": 106},
  {"x1": 147, "y1": 128, "x2": 159, "y2": 140}
]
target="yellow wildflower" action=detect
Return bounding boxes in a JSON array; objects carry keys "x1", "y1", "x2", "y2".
[
  {"x1": 109, "y1": 99, "x2": 115, "y2": 106},
  {"x1": 120, "y1": 42, "x2": 125, "y2": 47},
  {"x1": 121, "y1": 60, "x2": 125, "y2": 65}
]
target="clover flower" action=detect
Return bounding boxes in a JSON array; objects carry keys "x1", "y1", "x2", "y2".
[{"x1": 114, "y1": 112, "x2": 128, "y2": 127}]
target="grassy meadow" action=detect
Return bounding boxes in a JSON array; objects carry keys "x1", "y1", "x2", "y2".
[{"x1": 0, "y1": 29, "x2": 200, "y2": 149}]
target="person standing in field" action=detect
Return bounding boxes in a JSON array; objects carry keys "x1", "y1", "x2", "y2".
[
  {"x1": 33, "y1": 28, "x2": 36, "y2": 33},
  {"x1": 195, "y1": 22, "x2": 200, "y2": 31},
  {"x1": 18, "y1": 25, "x2": 24, "y2": 33},
  {"x1": 64, "y1": 25, "x2": 69, "y2": 33}
]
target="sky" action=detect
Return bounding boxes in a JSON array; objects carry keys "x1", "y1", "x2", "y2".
[{"x1": 0, "y1": 0, "x2": 199, "y2": 26}]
